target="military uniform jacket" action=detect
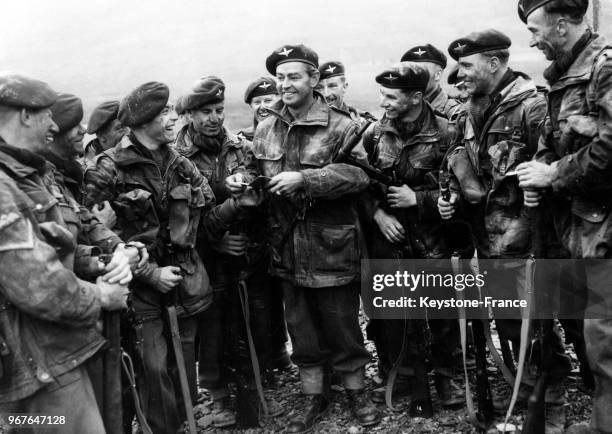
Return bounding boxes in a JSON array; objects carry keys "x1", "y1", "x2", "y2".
[
  {"x1": 175, "y1": 125, "x2": 257, "y2": 290},
  {"x1": 535, "y1": 35, "x2": 612, "y2": 259},
  {"x1": 84, "y1": 134, "x2": 236, "y2": 317},
  {"x1": 428, "y1": 87, "x2": 461, "y2": 120},
  {"x1": 452, "y1": 73, "x2": 547, "y2": 258},
  {"x1": 247, "y1": 95, "x2": 370, "y2": 288},
  {"x1": 0, "y1": 145, "x2": 104, "y2": 403},
  {"x1": 362, "y1": 103, "x2": 450, "y2": 259}
]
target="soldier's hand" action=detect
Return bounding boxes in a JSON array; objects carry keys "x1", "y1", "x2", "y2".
[
  {"x1": 267, "y1": 172, "x2": 305, "y2": 196},
  {"x1": 214, "y1": 231, "x2": 248, "y2": 256},
  {"x1": 523, "y1": 189, "x2": 542, "y2": 208},
  {"x1": 516, "y1": 161, "x2": 555, "y2": 189},
  {"x1": 226, "y1": 173, "x2": 247, "y2": 194},
  {"x1": 91, "y1": 201, "x2": 117, "y2": 228},
  {"x1": 156, "y1": 266, "x2": 183, "y2": 293},
  {"x1": 388, "y1": 184, "x2": 417, "y2": 208},
  {"x1": 374, "y1": 208, "x2": 406, "y2": 244},
  {"x1": 125, "y1": 241, "x2": 150, "y2": 273},
  {"x1": 437, "y1": 192, "x2": 458, "y2": 220},
  {"x1": 102, "y1": 248, "x2": 133, "y2": 285},
  {"x1": 234, "y1": 187, "x2": 264, "y2": 207},
  {"x1": 96, "y1": 276, "x2": 129, "y2": 311}
]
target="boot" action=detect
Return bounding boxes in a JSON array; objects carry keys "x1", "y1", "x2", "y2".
[
  {"x1": 346, "y1": 389, "x2": 381, "y2": 427},
  {"x1": 286, "y1": 394, "x2": 329, "y2": 434},
  {"x1": 492, "y1": 383, "x2": 531, "y2": 413},
  {"x1": 371, "y1": 374, "x2": 411, "y2": 404},
  {"x1": 434, "y1": 374, "x2": 464, "y2": 408},
  {"x1": 211, "y1": 396, "x2": 236, "y2": 428}
]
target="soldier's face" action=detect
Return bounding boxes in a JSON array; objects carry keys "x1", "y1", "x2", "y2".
[
  {"x1": 276, "y1": 62, "x2": 318, "y2": 108},
  {"x1": 379, "y1": 87, "x2": 413, "y2": 119},
  {"x1": 458, "y1": 54, "x2": 493, "y2": 96},
  {"x1": 189, "y1": 101, "x2": 225, "y2": 137},
  {"x1": 146, "y1": 105, "x2": 178, "y2": 144},
  {"x1": 527, "y1": 8, "x2": 561, "y2": 61},
  {"x1": 28, "y1": 108, "x2": 59, "y2": 151},
  {"x1": 317, "y1": 76, "x2": 348, "y2": 108},
  {"x1": 56, "y1": 123, "x2": 86, "y2": 157},
  {"x1": 98, "y1": 119, "x2": 127, "y2": 151},
  {"x1": 250, "y1": 94, "x2": 279, "y2": 122}
]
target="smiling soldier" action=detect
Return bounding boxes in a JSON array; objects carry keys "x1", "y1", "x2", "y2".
[{"x1": 227, "y1": 44, "x2": 380, "y2": 432}]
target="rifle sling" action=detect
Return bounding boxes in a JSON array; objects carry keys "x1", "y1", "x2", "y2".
[
  {"x1": 121, "y1": 351, "x2": 153, "y2": 434},
  {"x1": 238, "y1": 280, "x2": 269, "y2": 417}
]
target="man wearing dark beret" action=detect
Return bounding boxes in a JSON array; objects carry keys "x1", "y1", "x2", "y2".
[
  {"x1": 316, "y1": 60, "x2": 376, "y2": 123},
  {"x1": 227, "y1": 44, "x2": 381, "y2": 431},
  {"x1": 361, "y1": 64, "x2": 463, "y2": 412},
  {"x1": 439, "y1": 30, "x2": 571, "y2": 432},
  {"x1": 516, "y1": 2, "x2": 612, "y2": 432},
  {"x1": 85, "y1": 81, "x2": 260, "y2": 433},
  {"x1": 0, "y1": 75, "x2": 129, "y2": 434},
  {"x1": 400, "y1": 44, "x2": 460, "y2": 119},
  {"x1": 174, "y1": 75, "x2": 283, "y2": 428},
  {"x1": 238, "y1": 76, "x2": 280, "y2": 141},
  {"x1": 83, "y1": 100, "x2": 127, "y2": 164}
]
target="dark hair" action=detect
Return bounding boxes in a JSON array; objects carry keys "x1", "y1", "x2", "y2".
[
  {"x1": 481, "y1": 49, "x2": 510, "y2": 66},
  {"x1": 544, "y1": 0, "x2": 587, "y2": 23}
]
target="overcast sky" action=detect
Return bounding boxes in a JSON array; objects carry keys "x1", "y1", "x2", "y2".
[{"x1": 1, "y1": 0, "x2": 609, "y2": 123}]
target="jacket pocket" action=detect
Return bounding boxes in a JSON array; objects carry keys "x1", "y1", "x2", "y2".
[
  {"x1": 302, "y1": 222, "x2": 357, "y2": 275},
  {"x1": 113, "y1": 188, "x2": 159, "y2": 244},
  {"x1": 168, "y1": 184, "x2": 205, "y2": 247},
  {"x1": 253, "y1": 138, "x2": 284, "y2": 176}
]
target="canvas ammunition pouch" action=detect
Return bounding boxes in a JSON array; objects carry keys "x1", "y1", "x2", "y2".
[{"x1": 447, "y1": 146, "x2": 486, "y2": 204}]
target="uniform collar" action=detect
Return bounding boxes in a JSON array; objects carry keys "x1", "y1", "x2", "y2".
[
  {"x1": 0, "y1": 140, "x2": 47, "y2": 176},
  {"x1": 267, "y1": 92, "x2": 330, "y2": 126},
  {"x1": 551, "y1": 34, "x2": 608, "y2": 88}
]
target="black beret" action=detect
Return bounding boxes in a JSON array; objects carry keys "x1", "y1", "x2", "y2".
[
  {"x1": 244, "y1": 77, "x2": 278, "y2": 104},
  {"x1": 319, "y1": 61, "x2": 346, "y2": 80},
  {"x1": 448, "y1": 29, "x2": 512, "y2": 61},
  {"x1": 50, "y1": 93, "x2": 84, "y2": 134},
  {"x1": 401, "y1": 44, "x2": 447, "y2": 69},
  {"x1": 0, "y1": 73, "x2": 57, "y2": 109},
  {"x1": 118, "y1": 81, "x2": 169, "y2": 127},
  {"x1": 87, "y1": 100, "x2": 120, "y2": 134},
  {"x1": 182, "y1": 76, "x2": 225, "y2": 111},
  {"x1": 375, "y1": 66, "x2": 429, "y2": 91},
  {"x1": 518, "y1": 0, "x2": 588, "y2": 23},
  {"x1": 447, "y1": 64, "x2": 461, "y2": 85},
  {"x1": 265, "y1": 44, "x2": 319, "y2": 75}
]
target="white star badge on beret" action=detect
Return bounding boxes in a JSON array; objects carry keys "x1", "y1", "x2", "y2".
[
  {"x1": 326, "y1": 65, "x2": 337, "y2": 73},
  {"x1": 259, "y1": 82, "x2": 271, "y2": 90},
  {"x1": 385, "y1": 74, "x2": 398, "y2": 81},
  {"x1": 414, "y1": 48, "x2": 426, "y2": 57},
  {"x1": 454, "y1": 43, "x2": 466, "y2": 53},
  {"x1": 278, "y1": 47, "x2": 293, "y2": 57},
  {"x1": 216, "y1": 89, "x2": 223, "y2": 96}
]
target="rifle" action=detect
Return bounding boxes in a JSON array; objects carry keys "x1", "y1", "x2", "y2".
[
  {"x1": 95, "y1": 249, "x2": 123, "y2": 434},
  {"x1": 164, "y1": 290, "x2": 197, "y2": 434},
  {"x1": 520, "y1": 207, "x2": 552, "y2": 434}
]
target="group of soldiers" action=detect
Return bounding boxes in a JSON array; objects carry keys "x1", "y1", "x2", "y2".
[{"x1": 1, "y1": 0, "x2": 611, "y2": 433}]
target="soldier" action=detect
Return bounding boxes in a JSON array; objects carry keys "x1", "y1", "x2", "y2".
[
  {"x1": 437, "y1": 29, "x2": 571, "y2": 432},
  {"x1": 84, "y1": 81, "x2": 259, "y2": 433},
  {"x1": 317, "y1": 60, "x2": 375, "y2": 122},
  {"x1": 239, "y1": 76, "x2": 280, "y2": 141},
  {"x1": 361, "y1": 65, "x2": 463, "y2": 410},
  {"x1": 227, "y1": 43, "x2": 381, "y2": 432},
  {"x1": 400, "y1": 44, "x2": 460, "y2": 119},
  {"x1": 239, "y1": 76, "x2": 291, "y2": 376},
  {"x1": 516, "y1": 1, "x2": 612, "y2": 432},
  {"x1": 0, "y1": 73, "x2": 128, "y2": 434},
  {"x1": 83, "y1": 100, "x2": 127, "y2": 163},
  {"x1": 175, "y1": 76, "x2": 282, "y2": 428}
]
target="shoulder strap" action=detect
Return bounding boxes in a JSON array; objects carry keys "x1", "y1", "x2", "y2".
[{"x1": 587, "y1": 45, "x2": 612, "y2": 116}]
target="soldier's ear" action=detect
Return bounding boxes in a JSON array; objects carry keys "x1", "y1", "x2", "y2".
[
  {"x1": 488, "y1": 56, "x2": 501, "y2": 73},
  {"x1": 556, "y1": 17, "x2": 569, "y2": 37},
  {"x1": 310, "y1": 71, "x2": 320, "y2": 88}
]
